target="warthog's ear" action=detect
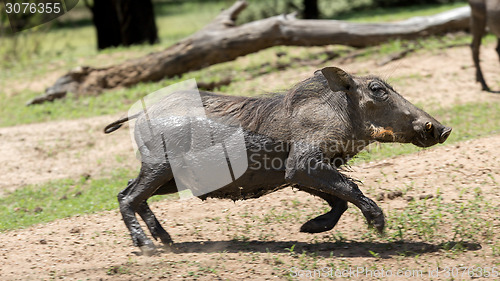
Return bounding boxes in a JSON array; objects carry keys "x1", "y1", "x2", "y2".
[{"x1": 320, "y1": 67, "x2": 355, "y2": 92}]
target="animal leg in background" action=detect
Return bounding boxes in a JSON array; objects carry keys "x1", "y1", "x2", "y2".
[
  {"x1": 496, "y1": 38, "x2": 500, "y2": 62},
  {"x1": 470, "y1": 1, "x2": 489, "y2": 90}
]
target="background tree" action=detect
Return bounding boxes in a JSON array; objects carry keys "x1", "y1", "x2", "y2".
[
  {"x1": 84, "y1": 0, "x2": 158, "y2": 50},
  {"x1": 302, "y1": 0, "x2": 319, "y2": 19}
]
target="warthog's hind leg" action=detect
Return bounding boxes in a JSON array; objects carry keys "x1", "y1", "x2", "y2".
[
  {"x1": 297, "y1": 186, "x2": 347, "y2": 233},
  {"x1": 129, "y1": 177, "x2": 176, "y2": 246},
  {"x1": 118, "y1": 162, "x2": 174, "y2": 255},
  {"x1": 137, "y1": 202, "x2": 173, "y2": 246}
]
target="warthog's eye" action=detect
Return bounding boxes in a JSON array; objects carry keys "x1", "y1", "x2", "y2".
[{"x1": 369, "y1": 81, "x2": 388, "y2": 101}]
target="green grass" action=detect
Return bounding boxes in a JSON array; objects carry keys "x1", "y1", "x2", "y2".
[
  {"x1": 376, "y1": 193, "x2": 499, "y2": 244},
  {"x1": 0, "y1": 167, "x2": 179, "y2": 231},
  {"x1": 0, "y1": 169, "x2": 132, "y2": 230},
  {"x1": 0, "y1": 81, "x2": 173, "y2": 126}
]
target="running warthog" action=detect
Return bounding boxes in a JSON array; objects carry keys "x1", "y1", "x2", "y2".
[
  {"x1": 105, "y1": 67, "x2": 452, "y2": 254},
  {"x1": 469, "y1": 0, "x2": 500, "y2": 91}
]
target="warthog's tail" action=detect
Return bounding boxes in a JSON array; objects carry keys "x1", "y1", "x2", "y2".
[{"x1": 104, "y1": 112, "x2": 141, "y2": 134}]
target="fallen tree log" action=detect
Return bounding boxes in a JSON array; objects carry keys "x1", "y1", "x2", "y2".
[{"x1": 29, "y1": 1, "x2": 471, "y2": 105}]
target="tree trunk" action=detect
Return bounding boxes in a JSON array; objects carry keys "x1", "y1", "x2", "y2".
[
  {"x1": 87, "y1": 0, "x2": 158, "y2": 50},
  {"x1": 90, "y1": 0, "x2": 122, "y2": 49},
  {"x1": 115, "y1": 0, "x2": 158, "y2": 46},
  {"x1": 303, "y1": 0, "x2": 319, "y2": 19},
  {"x1": 29, "y1": 1, "x2": 471, "y2": 105}
]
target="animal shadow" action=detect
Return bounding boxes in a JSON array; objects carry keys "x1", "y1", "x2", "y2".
[{"x1": 148, "y1": 240, "x2": 481, "y2": 258}]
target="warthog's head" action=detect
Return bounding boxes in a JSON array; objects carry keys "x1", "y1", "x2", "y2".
[{"x1": 321, "y1": 67, "x2": 452, "y2": 147}]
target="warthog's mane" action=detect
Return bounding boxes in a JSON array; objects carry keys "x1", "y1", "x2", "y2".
[
  {"x1": 202, "y1": 91, "x2": 284, "y2": 132},
  {"x1": 202, "y1": 74, "x2": 334, "y2": 133}
]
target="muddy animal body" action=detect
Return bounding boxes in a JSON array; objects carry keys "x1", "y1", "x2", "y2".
[
  {"x1": 469, "y1": 0, "x2": 500, "y2": 91},
  {"x1": 105, "y1": 67, "x2": 452, "y2": 254}
]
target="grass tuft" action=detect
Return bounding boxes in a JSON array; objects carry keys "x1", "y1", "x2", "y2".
[{"x1": 0, "y1": 169, "x2": 132, "y2": 230}]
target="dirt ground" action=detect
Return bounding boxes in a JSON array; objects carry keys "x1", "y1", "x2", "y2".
[{"x1": 0, "y1": 44, "x2": 499, "y2": 280}]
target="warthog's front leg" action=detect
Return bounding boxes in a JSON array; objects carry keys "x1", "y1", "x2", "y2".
[
  {"x1": 285, "y1": 143, "x2": 385, "y2": 233},
  {"x1": 296, "y1": 186, "x2": 348, "y2": 233}
]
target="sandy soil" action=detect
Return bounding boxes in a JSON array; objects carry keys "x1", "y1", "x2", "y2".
[{"x1": 0, "y1": 44, "x2": 499, "y2": 280}]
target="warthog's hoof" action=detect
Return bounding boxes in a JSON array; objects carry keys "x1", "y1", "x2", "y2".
[
  {"x1": 300, "y1": 219, "x2": 334, "y2": 234},
  {"x1": 140, "y1": 243, "x2": 157, "y2": 256},
  {"x1": 361, "y1": 198, "x2": 385, "y2": 234},
  {"x1": 367, "y1": 212, "x2": 385, "y2": 234},
  {"x1": 162, "y1": 242, "x2": 177, "y2": 253}
]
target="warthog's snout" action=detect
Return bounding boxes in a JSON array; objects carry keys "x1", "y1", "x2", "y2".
[
  {"x1": 424, "y1": 122, "x2": 452, "y2": 144},
  {"x1": 412, "y1": 120, "x2": 452, "y2": 147},
  {"x1": 439, "y1": 126, "x2": 452, "y2": 143}
]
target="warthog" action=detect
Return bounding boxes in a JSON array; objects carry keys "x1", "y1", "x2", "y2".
[
  {"x1": 105, "y1": 67, "x2": 452, "y2": 254},
  {"x1": 469, "y1": 0, "x2": 500, "y2": 91}
]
